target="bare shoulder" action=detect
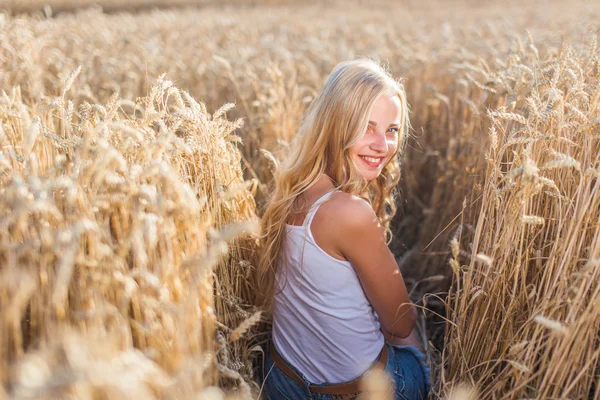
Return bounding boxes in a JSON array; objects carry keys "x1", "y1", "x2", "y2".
[
  {"x1": 318, "y1": 191, "x2": 380, "y2": 234},
  {"x1": 320, "y1": 191, "x2": 386, "y2": 259},
  {"x1": 309, "y1": 190, "x2": 379, "y2": 261}
]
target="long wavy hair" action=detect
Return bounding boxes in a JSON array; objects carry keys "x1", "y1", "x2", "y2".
[{"x1": 256, "y1": 58, "x2": 411, "y2": 312}]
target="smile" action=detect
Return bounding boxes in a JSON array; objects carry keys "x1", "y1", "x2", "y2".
[{"x1": 359, "y1": 155, "x2": 384, "y2": 167}]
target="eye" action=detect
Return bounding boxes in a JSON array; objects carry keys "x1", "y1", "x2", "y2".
[{"x1": 387, "y1": 127, "x2": 399, "y2": 135}]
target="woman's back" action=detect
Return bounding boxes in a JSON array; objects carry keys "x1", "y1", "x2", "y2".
[
  {"x1": 260, "y1": 59, "x2": 430, "y2": 399},
  {"x1": 272, "y1": 187, "x2": 384, "y2": 383}
]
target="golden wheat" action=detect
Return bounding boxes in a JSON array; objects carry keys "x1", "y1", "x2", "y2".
[{"x1": 1, "y1": 0, "x2": 599, "y2": 398}]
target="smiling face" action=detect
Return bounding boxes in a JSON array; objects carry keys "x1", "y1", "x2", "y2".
[{"x1": 349, "y1": 93, "x2": 401, "y2": 182}]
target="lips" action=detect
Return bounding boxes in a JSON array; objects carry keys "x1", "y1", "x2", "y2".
[{"x1": 359, "y1": 155, "x2": 384, "y2": 167}]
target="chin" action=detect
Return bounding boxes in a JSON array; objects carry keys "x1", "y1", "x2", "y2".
[{"x1": 358, "y1": 170, "x2": 380, "y2": 181}]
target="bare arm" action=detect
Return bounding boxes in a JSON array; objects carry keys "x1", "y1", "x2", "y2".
[
  {"x1": 333, "y1": 196, "x2": 416, "y2": 338},
  {"x1": 381, "y1": 317, "x2": 422, "y2": 351}
]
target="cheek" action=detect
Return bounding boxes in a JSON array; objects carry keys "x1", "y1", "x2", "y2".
[
  {"x1": 387, "y1": 137, "x2": 399, "y2": 155},
  {"x1": 350, "y1": 138, "x2": 368, "y2": 156}
]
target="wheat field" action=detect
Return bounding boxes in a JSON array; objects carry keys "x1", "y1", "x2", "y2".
[{"x1": 0, "y1": 0, "x2": 599, "y2": 399}]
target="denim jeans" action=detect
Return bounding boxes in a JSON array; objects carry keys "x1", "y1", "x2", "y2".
[{"x1": 261, "y1": 339, "x2": 431, "y2": 400}]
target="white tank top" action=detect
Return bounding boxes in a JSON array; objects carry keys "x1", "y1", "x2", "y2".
[{"x1": 272, "y1": 189, "x2": 384, "y2": 383}]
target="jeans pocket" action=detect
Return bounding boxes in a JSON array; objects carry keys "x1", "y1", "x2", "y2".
[
  {"x1": 264, "y1": 352, "x2": 309, "y2": 400},
  {"x1": 265, "y1": 364, "x2": 295, "y2": 400},
  {"x1": 390, "y1": 345, "x2": 430, "y2": 400},
  {"x1": 272, "y1": 381, "x2": 295, "y2": 400},
  {"x1": 392, "y1": 367, "x2": 408, "y2": 400}
]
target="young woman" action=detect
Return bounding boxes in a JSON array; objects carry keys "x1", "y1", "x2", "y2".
[{"x1": 257, "y1": 59, "x2": 431, "y2": 399}]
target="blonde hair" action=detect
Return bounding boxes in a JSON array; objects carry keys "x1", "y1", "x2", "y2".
[{"x1": 256, "y1": 58, "x2": 411, "y2": 311}]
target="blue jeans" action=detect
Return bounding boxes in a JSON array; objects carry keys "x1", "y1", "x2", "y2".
[{"x1": 261, "y1": 340, "x2": 431, "y2": 400}]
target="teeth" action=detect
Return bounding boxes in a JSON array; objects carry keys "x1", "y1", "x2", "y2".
[{"x1": 361, "y1": 156, "x2": 381, "y2": 163}]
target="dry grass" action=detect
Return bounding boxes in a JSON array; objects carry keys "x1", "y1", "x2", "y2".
[
  {"x1": 443, "y1": 40, "x2": 600, "y2": 398},
  {"x1": 0, "y1": 0, "x2": 599, "y2": 398}
]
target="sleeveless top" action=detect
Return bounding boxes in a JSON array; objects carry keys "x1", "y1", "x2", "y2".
[{"x1": 271, "y1": 189, "x2": 385, "y2": 383}]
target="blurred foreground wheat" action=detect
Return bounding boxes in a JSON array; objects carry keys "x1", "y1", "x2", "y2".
[{"x1": 0, "y1": 72, "x2": 259, "y2": 398}]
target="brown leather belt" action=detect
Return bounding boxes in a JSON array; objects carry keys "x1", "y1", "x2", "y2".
[{"x1": 268, "y1": 339, "x2": 388, "y2": 395}]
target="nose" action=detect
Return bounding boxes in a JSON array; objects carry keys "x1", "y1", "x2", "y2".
[{"x1": 370, "y1": 129, "x2": 388, "y2": 153}]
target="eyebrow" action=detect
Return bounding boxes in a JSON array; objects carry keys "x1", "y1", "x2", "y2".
[{"x1": 368, "y1": 121, "x2": 400, "y2": 127}]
